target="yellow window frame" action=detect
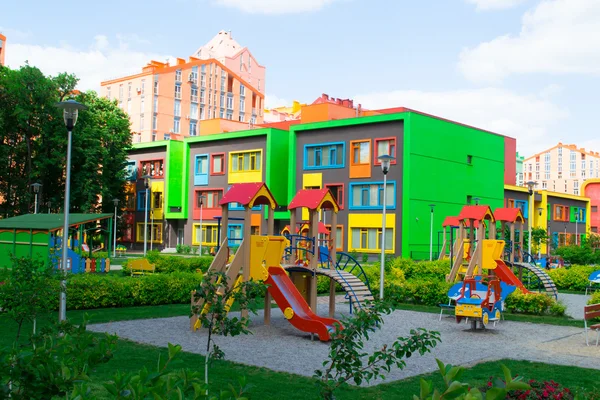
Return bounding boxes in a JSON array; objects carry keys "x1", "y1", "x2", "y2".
[{"x1": 135, "y1": 222, "x2": 163, "y2": 244}]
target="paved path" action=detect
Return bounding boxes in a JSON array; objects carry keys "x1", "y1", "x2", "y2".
[
  {"x1": 89, "y1": 304, "x2": 599, "y2": 386},
  {"x1": 558, "y1": 293, "x2": 590, "y2": 320}
]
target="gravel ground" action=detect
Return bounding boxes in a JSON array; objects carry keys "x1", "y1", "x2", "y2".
[
  {"x1": 557, "y1": 293, "x2": 590, "y2": 320},
  {"x1": 89, "y1": 303, "x2": 600, "y2": 385}
]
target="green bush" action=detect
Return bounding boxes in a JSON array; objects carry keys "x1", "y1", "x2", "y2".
[
  {"x1": 505, "y1": 291, "x2": 565, "y2": 316},
  {"x1": 30, "y1": 272, "x2": 203, "y2": 311},
  {"x1": 589, "y1": 291, "x2": 600, "y2": 305},
  {"x1": 396, "y1": 279, "x2": 452, "y2": 306},
  {"x1": 393, "y1": 258, "x2": 449, "y2": 281},
  {"x1": 554, "y1": 244, "x2": 600, "y2": 265},
  {"x1": 123, "y1": 253, "x2": 214, "y2": 275},
  {"x1": 548, "y1": 265, "x2": 596, "y2": 291}
]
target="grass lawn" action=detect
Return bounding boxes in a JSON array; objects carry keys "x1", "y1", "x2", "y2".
[{"x1": 2, "y1": 305, "x2": 599, "y2": 399}]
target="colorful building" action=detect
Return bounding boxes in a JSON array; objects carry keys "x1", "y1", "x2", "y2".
[
  {"x1": 522, "y1": 143, "x2": 600, "y2": 195},
  {"x1": 0, "y1": 33, "x2": 6, "y2": 67},
  {"x1": 582, "y1": 179, "x2": 600, "y2": 233},
  {"x1": 516, "y1": 151, "x2": 524, "y2": 186},
  {"x1": 100, "y1": 32, "x2": 264, "y2": 143},
  {"x1": 504, "y1": 185, "x2": 590, "y2": 255},
  {"x1": 122, "y1": 109, "x2": 523, "y2": 259}
]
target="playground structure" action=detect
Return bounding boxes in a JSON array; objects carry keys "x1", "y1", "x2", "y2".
[
  {"x1": 442, "y1": 205, "x2": 558, "y2": 300},
  {"x1": 455, "y1": 277, "x2": 516, "y2": 329},
  {"x1": 190, "y1": 184, "x2": 374, "y2": 342}
]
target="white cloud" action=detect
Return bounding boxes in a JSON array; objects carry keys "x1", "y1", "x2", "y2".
[
  {"x1": 264, "y1": 94, "x2": 291, "y2": 109},
  {"x1": 466, "y1": 0, "x2": 527, "y2": 11},
  {"x1": 213, "y1": 0, "x2": 341, "y2": 14},
  {"x1": 5, "y1": 35, "x2": 174, "y2": 91},
  {"x1": 354, "y1": 87, "x2": 569, "y2": 155},
  {"x1": 459, "y1": 0, "x2": 600, "y2": 83}
]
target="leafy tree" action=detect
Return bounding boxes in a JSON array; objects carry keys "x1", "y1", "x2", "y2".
[
  {"x1": 314, "y1": 300, "x2": 441, "y2": 400},
  {"x1": 531, "y1": 227, "x2": 549, "y2": 256},
  {"x1": 191, "y1": 270, "x2": 267, "y2": 394},
  {"x1": 0, "y1": 63, "x2": 132, "y2": 217}
]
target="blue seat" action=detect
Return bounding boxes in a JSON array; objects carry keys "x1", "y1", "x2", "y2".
[
  {"x1": 586, "y1": 271, "x2": 600, "y2": 295},
  {"x1": 457, "y1": 297, "x2": 484, "y2": 306}
]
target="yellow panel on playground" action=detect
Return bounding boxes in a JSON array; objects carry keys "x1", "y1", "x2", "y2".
[
  {"x1": 481, "y1": 240, "x2": 505, "y2": 270},
  {"x1": 248, "y1": 235, "x2": 289, "y2": 281}
]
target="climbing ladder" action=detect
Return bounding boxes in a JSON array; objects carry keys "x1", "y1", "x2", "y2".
[{"x1": 507, "y1": 260, "x2": 558, "y2": 300}]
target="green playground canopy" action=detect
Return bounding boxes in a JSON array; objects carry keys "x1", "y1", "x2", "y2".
[{"x1": 0, "y1": 213, "x2": 113, "y2": 231}]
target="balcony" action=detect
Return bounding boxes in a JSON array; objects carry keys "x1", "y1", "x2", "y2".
[{"x1": 191, "y1": 95, "x2": 198, "y2": 103}]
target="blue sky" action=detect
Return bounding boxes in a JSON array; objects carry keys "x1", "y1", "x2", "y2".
[{"x1": 2, "y1": 0, "x2": 599, "y2": 156}]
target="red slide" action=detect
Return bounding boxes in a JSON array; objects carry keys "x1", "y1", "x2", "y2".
[
  {"x1": 265, "y1": 266, "x2": 342, "y2": 341},
  {"x1": 493, "y1": 259, "x2": 530, "y2": 294}
]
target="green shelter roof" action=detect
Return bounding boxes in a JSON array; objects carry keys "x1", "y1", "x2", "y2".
[{"x1": 0, "y1": 213, "x2": 113, "y2": 231}]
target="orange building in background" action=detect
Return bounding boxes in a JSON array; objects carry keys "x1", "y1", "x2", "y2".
[
  {"x1": 100, "y1": 31, "x2": 264, "y2": 143},
  {"x1": 0, "y1": 34, "x2": 6, "y2": 66}
]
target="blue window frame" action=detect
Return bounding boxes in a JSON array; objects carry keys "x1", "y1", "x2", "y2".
[
  {"x1": 194, "y1": 154, "x2": 209, "y2": 185},
  {"x1": 304, "y1": 142, "x2": 345, "y2": 170},
  {"x1": 515, "y1": 200, "x2": 528, "y2": 217},
  {"x1": 137, "y1": 191, "x2": 148, "y2": 211},
  {"x1": 125, "y1": 160, "x2": 137, "y2": 181},
  {"x1": 227, "y1": 223, "x2": 243, "y2": 246},
  {"x1": 574, "y1": 207, "x2": 586, "y2": 222},
  {"x1": 349, "y1": 181, "x2": 396, "y2": 210}
]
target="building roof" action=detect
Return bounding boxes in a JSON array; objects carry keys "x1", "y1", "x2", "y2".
[
  {"x1": 193, "y1": 30, "x2": 244, "y2": 61},
  {"x1": 523, "y1": 142, "x2": 600, "y2": 162},
  {"x1": 219, "y1": 182, "x2": 277, "y2": 209},
  {"x1": 494, "y1": 208, "x2": 525, "y2": 223},
  {"x1": 0, "y1": 213, "x2": 113, "y2": 231},
  {"x1": 288, "y1": 189, "x2": 339, "y2": 212}
]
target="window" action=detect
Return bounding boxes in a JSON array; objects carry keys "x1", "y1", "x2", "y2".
[
  {"x1": 191, "y1": 87, "x2": 198, "y2": 103},
  {"x1": 140, "y1": 115, "x2": 144, "y2": 130},
  {"x1": 151, "y1": 191, "x2": 163, "y2": 209},
  {"x1": 467, "y1": 155, "x2": 473, "y2": 165},
  {"x1": 196, "y1": 190, "x2": 222, "y2": 209},
  {"x1": 174, "y1": 100, "x2": 181, "y2": 117},
  {"x1": 228, "y1": 224, "x2": 243, "y2": 246},
  {"x1": 304, "y1": 143, "x2": 345, "y2": 169},
  {"x1": 136, "y1": 223, "x2": 162, "y2": 243},
  {"x1": 220, "y1": 93, "x2": 225, "y2": 108},
  {"x1": 189, "y1": 121, "x2": 197, "y2": 136},
  {"x1": 173, "y1": 118, "x2": 180, "y2": 133},
  {"x1": 194, "y1": 154, "x2": 209, "y2": 185},
  {"x1": 231, "y1": 150, "x2": 262, "y2": 172},
  {"x1": 140, "y1": 159, "x2": 164, "y2": 177},
  {"x1": 592, "y1": 206, "x2": 598, "y2": 213},
  {"x1": 164, "y1": 133, "x2": 171, "y2": 141},
  {"x1": 239, "y1": 98, "x2": 245, "y2": 112},
  {"x1": 374, "y1": 138, "x2": 397, "y2": 164},
  {"x1": 193, "y1": 223, "x2": 219, "y2": 246},
  {"x1": 545, "y1": 171, "x2": 550, "y2": 179},
  {"x1": 239, "y1": 113, "x2": 245, "y2": 122},
  {"x1": 200, "y1": 106, "x2": 205, "y2": 120},
  {"x1": 351, "y1": 228, "x2": 393, "y2": 252},
  {"x1": 141, "y1": 79, "x2": 145, "y2": 95},
  {"x1": 325, "y1": 183, "x2": 344, "y2": 209},
  {"x1": 553, "y1": 205, "x2": 570, "y2": 221},
  {"x1": 175, "y1": 69, "x2": 182, "y2": 82},
  {"x1": 140, "y1": 97, "x2": 145, "y2": 113},
  {"x1": 226, "y1": 95, "x2": 233, "y2": 109},
  {"x1": 258, "y1": 79, "x2": 261, "y2": 91},
  {"x1": 106, "y1": 87, "x2": 111, "y2": 100},
  {"x1": 226, "y1": 111, "x2": 233, "y2": 120},
  {"x1": 570, "y1": 150, "x2": 576, "y2": 161},
  {"x1": 506, "y1": 199, "x2": 515, "y2": 208},
  {"x1": 211, "y1": 153, "x2": 225, "y2": 175},
  {"x1": 174, "y1": 84, "x2": 182, "y2": 99},
  {"x1": 119, "y1": 85, "x2": 124, "y2": 100},
  {"x1": 137, "y1": 191, "x2": 148, "y2": 211},
  {"x1": 240, "y1": 84, "x2": 245, "y2": 96},
  {"x1": 574, "y1": 207, "x2": 586, "y2": 222},
  {"x1": 190, "y1": 103, "x2": 198, "y2": 120},
  {"x1": 326, "y1": 225, "x2": 344, "y2": 251},
  {"x1": 544, "y1": 152, "x2": 551, "y2": 162},
  {"x1": 558, "y1": 146, "x2": 562, "y2": 156},
  {"x1": 514, "y1": 200, "x2": 528, "y2": 217},
  {"x1": 542, "y1": 181, "x2": 547, "y2": 189},
  {"x1": 570, "y1": 161, "x2": 576, "y2": 170},
  {"x1": 153, "y1": 96, "x2": 158, "y2": 112},
  {"x1": 153, "y1": 80, "x2": 159, "y2": 95},
  {"x1": 128, "y1": 83, "x2": 132, "y2": 99},
  {"x1": 351, "y1": 140, "x2": 370, "y2": 165},
  {"x1": 350, "y1": 182, "x2": 396, "y2": 210},
  {"x1": 200, "y1": 89, "x2": 205, "y2": 103},
  {"x1": 127, "y1": 100, "x2": 131, "y2": 114},
  {"x1": 152, "y1": 115, "x2": 157, "y2": 130}
]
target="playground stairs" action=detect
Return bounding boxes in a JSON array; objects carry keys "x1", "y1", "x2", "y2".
[{"x1": 510, "y1": 261, "x2": 558, "y2": 300}]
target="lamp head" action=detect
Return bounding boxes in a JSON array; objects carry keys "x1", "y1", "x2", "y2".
[
  {"x1": 55, "y1": 99, "x2": 87, "y2": 131},
  {"x1": 199, "y1": 195, "x2": 206, "y2": 206},
  {"x1": 526, "y1": 180, "x2": 536, "y2": 195},
  {"x1": 31, "y1": 183, "x2": 42, "y2": 193},
  {"x1": 141, "y1": 174, "x2": 152, "y2": 188},
  {"x1": 429, "y1": 203, "x2": 435, "y2": 212},
  {"x1": 378, "y1": 154, "x2": 395, "y2": 175},
  {"x1": 113, "y1": 198, "x2": 120, "y2": 207},
  {"x1": 474, "y1": 197, "x2": 480, "y2": 205}
]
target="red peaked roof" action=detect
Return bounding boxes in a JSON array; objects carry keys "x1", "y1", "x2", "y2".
[
  {"x1": 494, "y1": 208, "x2": 525, "y2": 223},
  {"x1": 219, "y1": 183, "x2": 277, "y2": 208},
  {"x1": 457, "y1": 205, "x2": 495, "y2": 222},
  {"x1": 442, "y1": 216, "x2": 461, "y2": 227},
  {"x1": 288, "y1": 189, "x2": 339, "y2": 211}
]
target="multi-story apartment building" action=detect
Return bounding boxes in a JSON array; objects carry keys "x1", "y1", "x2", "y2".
[
  {"x1": 516, "y1": 152, "x2": 524, "y2": 186},
  {"x1": 192, "y1": 31, "x2": 265, "y2": 95},
  {"x1": 523, "y1": 143, "x2": 600, "y2": 195},
  {"x1": 0, "y1": 33, "x2": 6, "y2": 66},
  {"x1": 100, "y1": 32, "x2": 264, "y2": 143}
]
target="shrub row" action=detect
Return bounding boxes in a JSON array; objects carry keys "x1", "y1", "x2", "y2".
[
  {"x1": 548, "y1": 265, "x2": 596, "y2": 292},
  {"x1": 504, "y1": 291, "x2": 565, "y2": 316},
  {"x1": 38, "y1": 272, "x2": 203, "y2": 310},
  {"x1": 123, "y1": 251, "x2": 214, "y2": 275}
]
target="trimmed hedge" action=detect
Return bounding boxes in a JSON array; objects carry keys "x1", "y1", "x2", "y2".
[
  {"x1": 589, "y1": 291, "x2": 600, "y2": 305},
  {"x1": 123, "y1": 252, "x2": 214, "y2": 275},
  {"x1": 548, "y1": 265, "x2": 596, "y2": 292},
  {"x1": 505, "y1": 291, "x2": 565, "y2": 316},
  {"x1": 39, "y1": 272, "x2": 203, "y2": 310}
]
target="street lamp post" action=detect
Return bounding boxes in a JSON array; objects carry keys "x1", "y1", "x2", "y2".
[
  {"x1": 526, "y1": 180, "x2": 536, "y2": 263},
  {"x1": 537, "y1": 207, "x2": 543, "y2": 258},
  {"x1": 429, "y1": 204, "x2": 435, "y2": 261},
  {"x1": 199, "y1": 195, "x2": 205, "y2": 256},
  {"x1": 142, "y1": 175, "x2": 152, "y2": 256},
  {"x1": 377, "y1": 154, "x2": 395, "y2": 300},
  {"x1": 113, "y1": 199, "x2": 120, "y2": 258},
  {"x1": 575, "y1": 214, "x2": 579, "y2": 245},
  {"x1": 31, "y1": 183, "x2": 42, "y2": 214},
  {"x1": 55, "y1": 99, "x2": 87, "y2": 322}
]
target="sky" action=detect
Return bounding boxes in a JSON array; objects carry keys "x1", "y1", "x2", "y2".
[{"x1": 2, "y1": 0, "x2": 599, "y2": 156}]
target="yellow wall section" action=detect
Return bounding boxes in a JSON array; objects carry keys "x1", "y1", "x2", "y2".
[
  {"x1": 301, "y1": 173, "x2": 323, "y2": 220},
  {"x1": 151, "y1": 181, "x2": 164, "y2": 220},
  {"x1": 348, "y1": 213, "x2": 396, "y2": 253}
]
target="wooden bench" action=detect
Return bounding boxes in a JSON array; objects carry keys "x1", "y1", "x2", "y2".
[
  {"x1": 130, "y1": 259, "x2": 156, "y2": 276},
  {"x1": 584, "y1": 303, "x2": 600, "y2": 346}
]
